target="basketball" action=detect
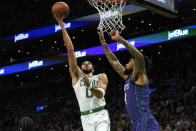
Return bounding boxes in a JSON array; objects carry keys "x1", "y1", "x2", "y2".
[{"x1": 52, "y1": 2, "x2": 70, "y2": 20}]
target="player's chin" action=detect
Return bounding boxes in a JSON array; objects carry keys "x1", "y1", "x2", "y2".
[
  {"x1": 124, "y1": 70, "x2": 128, "y2": 75},
  {"x1": 124, "y1": 69, "x2": 132, "y2": 75},
  {"x1": 83, "y1": 69, "x2": 92, "y2": 74}
]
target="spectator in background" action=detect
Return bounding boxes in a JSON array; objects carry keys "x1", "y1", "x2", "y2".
[{"x1": 18, "y1": 117, "x2": 35, "y2": 131}]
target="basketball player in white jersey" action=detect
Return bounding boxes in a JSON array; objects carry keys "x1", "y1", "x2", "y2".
[{"x1": 55, "y1": 14, "x2": 110, "y2": 131}]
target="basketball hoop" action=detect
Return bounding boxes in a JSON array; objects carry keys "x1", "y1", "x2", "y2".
[{"x1": 88, "y1": 0, "x2": 126, "y2": 34}]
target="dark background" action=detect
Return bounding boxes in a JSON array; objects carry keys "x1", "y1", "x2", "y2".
[{"x1": 0, "y1": 0, "x2": 196, "y2": 131}]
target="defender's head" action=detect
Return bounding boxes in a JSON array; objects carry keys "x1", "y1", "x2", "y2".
[
  {"x1": 81, "y1": 61, "x2": 94, "y2": 74},
  {"x1": 124, "y1": 56, "x2": 152, "y2": 75}
]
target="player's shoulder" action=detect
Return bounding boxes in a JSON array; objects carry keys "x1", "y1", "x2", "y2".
[
  {"x1": 98, "y1": 73, "x2": 107, "y2": 77},
  {"x1": 98, "y1": 73, "x2": 108, "y2": 80}
]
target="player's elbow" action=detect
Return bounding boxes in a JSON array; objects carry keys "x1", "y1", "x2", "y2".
[
  {"x1": 67, "y1": 48, "x2": 74, "y2": 54},
  {"x1": 135, "y1": 53, "x2": 144, "y2": 62},
  {"x1": 96, "y1": 93, "x2": 103, "y2": 99},
  {"x1": 138, "y1": 52, "x2": 144, "y2": 58},
  {"x1": 96, "y1": 88, "x2": 105, "y2": 99}
]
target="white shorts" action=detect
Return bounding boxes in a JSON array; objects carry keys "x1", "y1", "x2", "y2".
[{"x1": 81, "y1": 109, "x2": 110, "y2": 131}]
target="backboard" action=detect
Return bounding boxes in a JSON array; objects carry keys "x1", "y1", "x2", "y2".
[{"x1": 126, "y1": 0, "x2": 178, "y2": 18}]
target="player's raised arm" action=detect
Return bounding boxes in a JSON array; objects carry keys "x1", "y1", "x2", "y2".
[
  {"x1": 110, "y1": 30, "x2": 146, "y2": 75},
  {"x1": 98, "y1": 28, "x2": 128, "y2": 80},
  {"x1": 55, "y1": 15, "x2": 81, "y2": 84}
]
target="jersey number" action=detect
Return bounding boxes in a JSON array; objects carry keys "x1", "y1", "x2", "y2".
[{"x1": 86, "y1": 88, "x2": 94, "y2": 98}]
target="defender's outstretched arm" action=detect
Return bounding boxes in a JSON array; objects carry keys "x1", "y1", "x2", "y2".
[{"x1": 98, "y1": 28, "x2": 128, "y2": 80}]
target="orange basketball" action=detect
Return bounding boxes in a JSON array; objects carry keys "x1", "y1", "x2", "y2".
[{"x1": 52, "y1": 2, "x2": 70, "y2": 20}]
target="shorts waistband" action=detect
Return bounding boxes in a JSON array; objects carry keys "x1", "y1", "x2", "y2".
[{"x1": 81, "y1": 106, "x2": 105, "y2": 116}]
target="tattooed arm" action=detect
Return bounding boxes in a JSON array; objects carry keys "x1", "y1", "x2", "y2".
[
  {"x1": 102, "y1": 44, "x2": 128, "y2": 80},
  {"x1": 98, "y1": 29, "x2": 128, "y2": 80},
  {"x1": 110, "y1": 30, "x2": 146, "y2": 76}
]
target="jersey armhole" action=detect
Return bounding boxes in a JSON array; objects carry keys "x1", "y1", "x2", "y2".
[{"x1": 72, "y1": 75, "x2": 82, "y2": 87}]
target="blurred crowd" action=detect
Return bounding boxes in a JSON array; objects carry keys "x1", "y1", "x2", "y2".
[
  {"x1": 0, "y1": 51, "x2": 196, "y2": 131},
  {"x1": 0, "y1": 0, "x2": 196, "y2": 130},
  {"x1": 0, "y1": 37, "x2": 195, "y2": 131},
  {"x1": 0, "y1": 0, "x2": 95, "y2": 38}
]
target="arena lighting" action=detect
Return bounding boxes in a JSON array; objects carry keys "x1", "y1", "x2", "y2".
[
  {"x1": 0, "y1": 1, "x2": 185, "y2": 42},
  {"x1": 36, "y1": 105, "x2": 48, "y2": 112},
  {"x1": 35, "y1": 75, "x2": 39, "y2": 78},
  {"x1": 168, "y1": 29, "x2": 188, "y2": 40},
  {"x1": 0, "y1": 24, "x2": 195, "y2": 77},
  {"x1": 14, "y1": 33, "x2": 29, "y2": 42},
  {"x1": 0, "y1": 21, "x2": 90, "y2": 42},
  {"x1": 149, "y1": 88, "x2": 156, "y2": 94},
  {"x1": 0, "y1": 69, "x2": 5, "y2": 75},
  {"x1": 0, "y1": 4, "x2": 146, "y2": 42},
  {"x1": 100, "y1": 10, "x2": 118, "y2": 19},
  {"x1": 72, "y1": 36, "x2": 76, "y2": 39},
  {"x1": 28, "y1": 60, "x2": 44, "y2": 69},
  {"x1": 127, "y1": 0, "x2": 177, "y2": 18},
  {"x1": 144, "y1": 0, "x2": 177, "y2": 13}
]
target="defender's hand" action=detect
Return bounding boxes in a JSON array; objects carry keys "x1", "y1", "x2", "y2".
[
  {"x1": 97, "y1": 26, "x2": 106, "y2": 46},
  {"x1": 110, "y1": 30, "x2": 121, "y2": 42}
]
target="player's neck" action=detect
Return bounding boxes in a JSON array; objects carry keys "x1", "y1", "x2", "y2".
[
  {"x1": 130, "y1": 72, "x2": 134, "y2": 78},
  {"x1": 131, "y1": 70, "x2": 136, "y2": 76},
  {"x1": 85, "y1": 73, "x2": 93, "y2": 77},
  {"x1": 130, "y1": 71, "x2": 136, "y2": 79}
]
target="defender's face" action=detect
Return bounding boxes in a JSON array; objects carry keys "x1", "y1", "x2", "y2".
[
  {"x1": 124, "y1": 58, "x2": 135, "y2": 75},
  {"x1": 81, "y1": 61, "x2": 94, "y2": 74}
]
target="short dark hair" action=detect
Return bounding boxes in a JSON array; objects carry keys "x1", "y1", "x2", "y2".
[
  {"x1": 80, "y1": 61, "x2": 94, "y2": 69},
  {"x1": 129, "y1": 55, "x2": 152, "y2": 73},
  {"x1": 18, "y1": 117, "x2": 34, "y2": 131}
]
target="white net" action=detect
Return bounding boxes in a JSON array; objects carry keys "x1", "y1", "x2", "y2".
[{"x1": 88, "y1": 0, "x2": 126, "y2": 34}]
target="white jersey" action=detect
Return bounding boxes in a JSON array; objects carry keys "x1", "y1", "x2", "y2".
[{"x1": 73, "y1": 75, "x2": 106, "y2": 112}]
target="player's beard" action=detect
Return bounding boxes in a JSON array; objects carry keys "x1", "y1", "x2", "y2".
[
  {"x1": 82, "y1": 68, "x2": 93, "y2": 74},
  {"x1": 124, "y1": 67, "x2": 133, "y2": 75}
]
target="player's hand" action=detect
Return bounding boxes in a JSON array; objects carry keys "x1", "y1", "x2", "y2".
[
  {"x1": 97, "y1": 26, "x2": 106, "y2": 46},
  {"x1": 55, "y1": 13, "x2": 64, "y2": 28},
  {"x1": 110, "y1": 30, "x2": 121, "y2": 42},
  {"x1": 81, "y1": 73, "x2": 90, "y2": 87}
]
